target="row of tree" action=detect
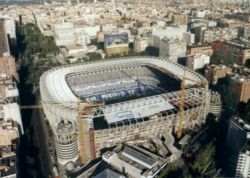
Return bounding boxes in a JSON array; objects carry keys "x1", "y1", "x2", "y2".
[
  {"x1": 23, "y1": 23, "x2": 59, "y2": 58},
  {"x1": 18, "y1": 23, "x2": 60, "y2": 178}
]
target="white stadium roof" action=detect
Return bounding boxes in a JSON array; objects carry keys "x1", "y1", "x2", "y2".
[{"x1": 40, "y1": 56, "x2": 207, "y2": 109}]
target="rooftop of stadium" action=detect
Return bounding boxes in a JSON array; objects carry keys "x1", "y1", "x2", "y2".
[{"x1": 40, "y1": 57, "x2": 207, "y2": 108}]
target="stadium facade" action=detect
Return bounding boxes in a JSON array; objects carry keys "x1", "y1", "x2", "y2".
[{"x1": 40, "y1": 56, "x2": 213, "y2": 165}]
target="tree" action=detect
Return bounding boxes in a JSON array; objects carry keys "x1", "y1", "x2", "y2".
[
  {"x1": 191, "y1": 142, "x2": 215, "y2": 174},
  {"x1": 158, "y1": 163, "x2": 186, "y2": 178},
  {"x1": 85, "y1": 52, "x2": 102, "y2": 61},
  {"x1": 23, "y1": 23, "x2": 59, "y2": 58},
  {"x1": 211, "y1": 50, "x2": 235, "y2": 65}
]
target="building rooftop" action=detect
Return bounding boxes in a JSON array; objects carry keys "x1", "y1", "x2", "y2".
[
  {"x1": 122, "y1": 146, "x2": 157, "y2": 169},
  {"x1": 104, "y1": 96, "x2": 175, "y2": 124},
  {"x1": 232, "y1": 117, "x2": 250, "y2": 132},
  {"x1": 207, "y1": 64, "x2": 231, "y2": 70},
  {"x1": 65, "y1": 45, "x2": 84, "y2": 51},
  {"x1": 93, "y1": 168, "x2": 126, "y2": 178},
  {"x1": 229, "y1": 39, "x2": 250, "y2": 49},
  {"x1": 0, "y1": 126, "x2": 17, "y2": 147},
  {"x1": 92, "y1": 87, "x2": 205, "y2": 129},
  {"x1": 56, "y1": 121, "x2": 74, "y2": 134},
  {"x1": 102, "y1": 144, "x2": 169, "y2": 178},
  {"x1": 230, "y1": 73, "x2": 250, "y2": 83},
  {"x1": 0, "y1": 121, "x2": 18, "y2": 178}
]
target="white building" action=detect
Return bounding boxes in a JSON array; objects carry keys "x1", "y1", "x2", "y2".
[
  {"x1": 54, "y1": 23, "x2": 75, "y2": 46},
  {"x1": 83, "y1": 25, "x2": 100, "y2": 39},
  {"x1": 152, "y1": 26, "x2": 187, "y2": 48},
  {"x1": 160, "y1": 38, "x2": 187, "y2": 63},
  {"x1": 244, "y1": 25, "x2": 250, "y2": 40},
  {"x1": 183, "y1": 32, "x2": 195, "y2": 45},
  {"x1": 134, "y1": 36, "x2": 149, "y2": 53},
  {"x1": 202, "y1": 27, "x2": 238, "y2": 44},
  {"x1": 186, "y1": 54, "x2": 210, "y2": 70},
  {"x1": 74, "y1": 28, "x2": 91, "y2": 47},
  {"x1": 3, "y1": 18, "x2": 16, "y2": 46},
  {"x1": 226, "y1": 117, "x2": 250, "y2": 177},
  {"x1": 191, "y1": 10, "x2": 207, "y2": 18},
  {"x1": 236, "y1": 150, "x2": 250, "y2": 178}
]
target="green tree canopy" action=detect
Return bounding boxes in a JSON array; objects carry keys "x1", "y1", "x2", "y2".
[
  {"x1": 191, "y1": 142, "x2": 215, "y2": 174},
  {"x1": 23, "y1": 23, "x2": 59, "y2": 58}
]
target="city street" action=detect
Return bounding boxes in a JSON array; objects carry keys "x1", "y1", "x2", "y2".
[{"x1": 32, "y1": 91, "x2": 54, "y2": 178}]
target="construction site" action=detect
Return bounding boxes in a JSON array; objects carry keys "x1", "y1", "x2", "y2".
[{"x1": 39, "y1": 56, "x2": 217, "y2": 168}]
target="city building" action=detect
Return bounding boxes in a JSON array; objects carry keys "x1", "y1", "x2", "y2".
[
  {"x1": 186, "y1": 54, "x2": 210, "y2": 70},
  {"x1": 171, "y1": 14, "x2": 188, "y2": 26},
  {"x1": 133, "y1": 36, "x2": 149, "y2": 53},
  {"x1": 226, "y1": 117, "x2": 250, "y2": 177},
  {"x1": 74, "y1": 29, "x2": 91, "y2": 47},
  {"x1": 212, "y1": 40, "x2": 250, "y2": 65},
  {"x1": 201, "y1": 27, "x2": 238, "y2": 44},
  {"x1": 209, "y1": 92, "x2": 222, "y2": 117},
  {"x1": 191, "y1": 10, "x2": 207, "y2": 18},
  {"x1": 0, "y1": 120, "x2": 20, "y2": 178},
  {"x1": 0, "y1": 59, "x2": 23, "y2": 135},
  {"x1": 230, "y1": 74, "x2": 250, "y2": 103},
  {"x1": 104, "y1": 34, "x2": 129, "y2": 56},
  {"x1": 151, "y1": 26, "x2": 187, "y2": 48},
  {"x1": 204, "y1": 65, "x2": 232, "y2": 85},
  {"x1": 2, "y1": 17, "x2": 17, "y2": 47},
  {"x1": 102, "y1": 144, "x2": 169, "y2": 178},
  {"x1": 53, "y1": 23, "x2": 75, "y2": 47},
  {"x1": 0, "y1": 56, "x2": 18, "y2": 81},
  {"x1": 187, "y1": 44, "x2": 214, "y2": 57},
  {"x1": 183, "y1": 32, "x2": 195, "y2": 45},
  {"x1": 60, "y1": 44, "x2": 86, "y2": 61},
  {"x1": 243, "y1": 25, "x2": 250, "y2": 40},
  {"x1": 236, "y1": 146, "x2": 250, "y2": 178},
  {"x1": 159, "y1": 38, "x2": 187, "y2": 63},
  {"x1": 40, "y1": 56, "x2": 213, "y2": 168},
  {"x1": 0, "y1": 73, "x2": 23, "y2": 133},
  {"x1": 0, "y1": 20, "x2": 10, "y2": 57},
  {"x1": 92, "y1": 168, "x2": 126, "y2": 178},
  {"x1": 190, "y1": 19, "x2": 217, "y2": 30}
]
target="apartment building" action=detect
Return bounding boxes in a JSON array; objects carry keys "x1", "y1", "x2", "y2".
[
  {"x1": 213, "y1": 40, "x2": 250, "y2": 65},
  {"x1": 230, "y1": 74, "x2": 250, "y2": 103},
  {"x1": 205, "y1": 65, "x2": 232, "y2": 85},
  {"x1": 0, "y1": 120, "x2": 19, "y2": 178},
  {"x1": 159, "y1": 37, "x2": 187, "y2": 63},
  {"x1": 187, "y1": 44, "x2": 214, "y2": 56},
  {"x1": 226, "y1": 117, "x2": 250, "y2": 177},
  {"x1": 0, "y1": 20, "x2": 10, "y2": 57},
  {"x1": 186, "y1": 54, "x2": 210, "y2": 70}
]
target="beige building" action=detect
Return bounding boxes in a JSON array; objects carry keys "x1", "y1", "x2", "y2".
[
  {"x1": 0, "y1": 56, "x2": 18, "y2": 82},
  {"x1": 230, "y1": 74, "x2": 250, "y2": 103},
  {"x1": 172, "y1": 14, "x2": 188, "y2": 26},
  {"x1": 187, "y1": 44, "x2": 214, "y2": 56},
  {"x1": 0, "y1": 120, "x2": 19, "y2": 178},
  {"x1": 205, "y1": 65, "x2": 232, "y2": 85}
]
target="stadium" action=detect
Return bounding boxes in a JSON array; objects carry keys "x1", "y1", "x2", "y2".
[{"x1": 40, "y1": 56, "x2": 211, "y2": 165}]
